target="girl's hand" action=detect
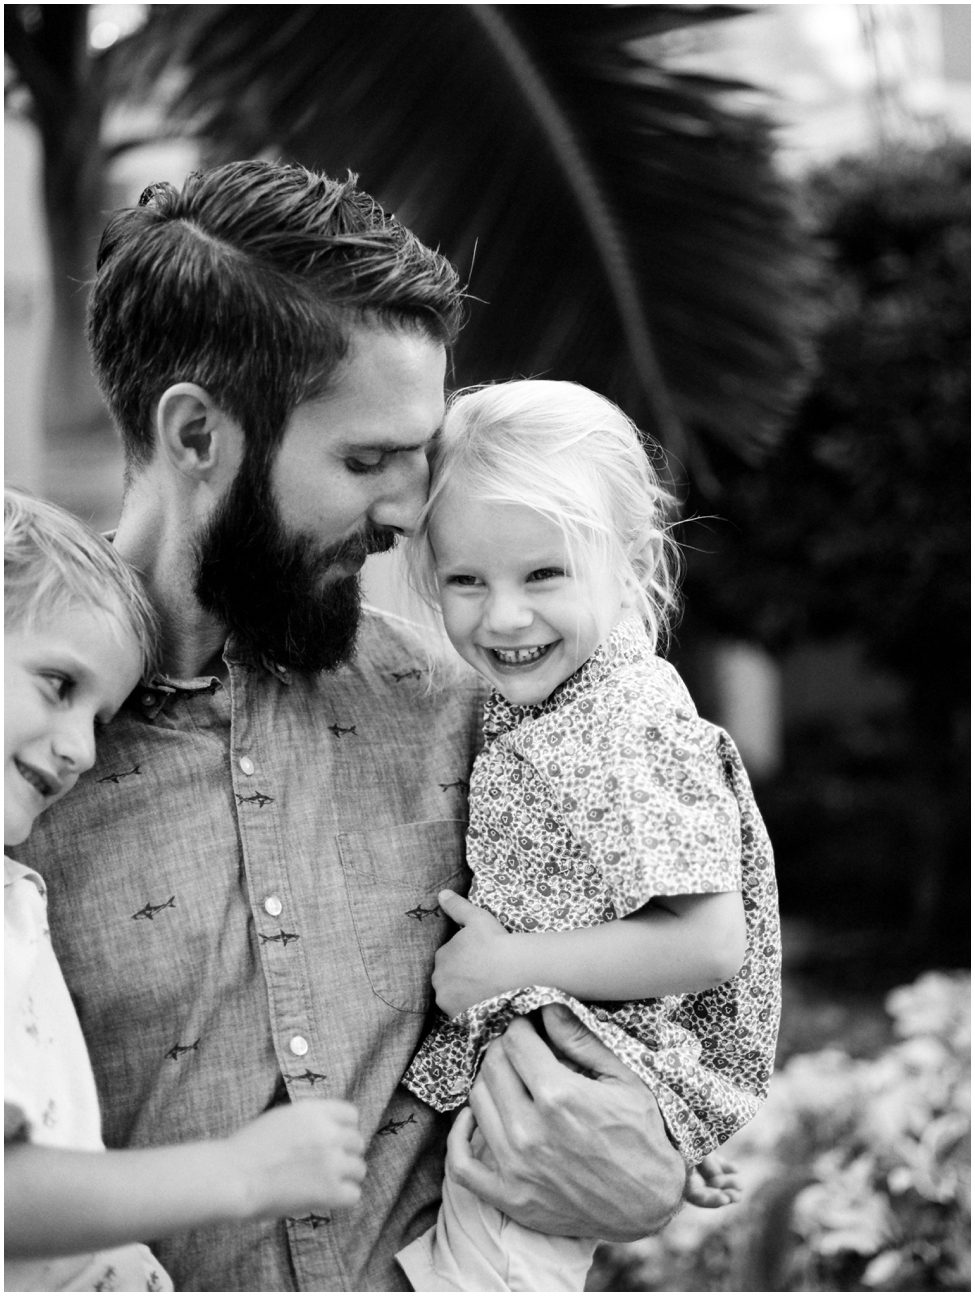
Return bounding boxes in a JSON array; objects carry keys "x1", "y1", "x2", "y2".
[
  {"x1": 432, "y1": 891, "x2": 515, "y2": 1018},
  {"x1": 684, "y1": 1152, "x2": 742, "y2": 1208}
]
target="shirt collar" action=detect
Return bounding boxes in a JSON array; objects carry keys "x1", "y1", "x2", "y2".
[
  {"x1": 482, "y1": 616, "x2": 654, "y2": 739},
  {"x1": 132, "y1": 641, "x2": 292, "y2": 719},
  {"x1": 4, "y1": 855, "x2": 46, "y2": 896}
]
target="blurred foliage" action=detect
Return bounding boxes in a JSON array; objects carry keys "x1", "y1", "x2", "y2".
[
  {"x1": 4, "y1": 4, "x2": 110, "y2": 435},
  {"x1": 683, "y1": 138, "x2": 969, "y2": 691},
  {"x1": 678, "y1": 139, "x2": 970, "y2": 957},
  {"x1": 589, "y1": 971, "x2": 971, "y2": 1292},
  {"x1": 6, "y1": 3, "x2": 816, "y2": 477}
]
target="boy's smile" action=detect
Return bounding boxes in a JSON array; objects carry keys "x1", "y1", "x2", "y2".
[
  {"x1": 4, "y1": 608, "x2": 142, "y2": 847},
  {"x1": 429, "y1": 492, "x2": 630, "y2": 707}
]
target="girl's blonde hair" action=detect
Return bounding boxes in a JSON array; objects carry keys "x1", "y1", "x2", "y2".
[
  {"x1": 4, "y1": 486, "x2": 158, "y2": 676},
  {"x1": 408, "y1": 379, "x2": 681, "y2": 653}
]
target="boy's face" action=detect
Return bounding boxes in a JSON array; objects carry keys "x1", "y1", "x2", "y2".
[
  {"x1": 429, "y1": 492, "x2": 630, "y2": 707},
  {"x1": 4, "y1": 607, "x2": 142, "y2": 847}
]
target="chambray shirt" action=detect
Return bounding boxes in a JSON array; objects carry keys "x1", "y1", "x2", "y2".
[{"x1": 15, "y1": 609, "x2": 484, "y2": 1293}]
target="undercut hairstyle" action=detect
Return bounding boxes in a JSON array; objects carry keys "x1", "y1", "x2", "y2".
[
  {"x1": 87, "y1": 160, "x2": 465, "y2": 473},
  {"x1": 4, "y1": 486, "x2": 158, "y2": 676},
  {"x1": 408, "y1": 379, "x2": 682, "y2": 653}
]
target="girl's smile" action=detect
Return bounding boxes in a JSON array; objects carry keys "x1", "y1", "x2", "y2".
[
  {"x1": 429, "y1": 491, "x2": 630, "y2": 707},
  {"x1": 486, "y1": 643, "x2": 556, "y2": 667}
]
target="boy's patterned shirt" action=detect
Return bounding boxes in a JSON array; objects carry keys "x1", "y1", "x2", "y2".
[
  {"x1": 4, "y1": 858, "x2": 171, "y2": 1293},
  {"x1": 404, "y1": 618, "x2": 782, "y2": 1165}
]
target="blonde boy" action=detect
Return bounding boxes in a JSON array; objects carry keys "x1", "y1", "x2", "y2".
[{"x1": 4, "y1": 487, "x2": 366, "y2": 1291}]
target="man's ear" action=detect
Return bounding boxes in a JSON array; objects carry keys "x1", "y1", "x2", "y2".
[{"x1": 156, "y1": 383, "x2": 241, "y2": 480}]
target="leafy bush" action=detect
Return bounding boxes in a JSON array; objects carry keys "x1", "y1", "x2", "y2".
[{"x1": 589, "y1": 971, "x2": 971, "y2": 1292}]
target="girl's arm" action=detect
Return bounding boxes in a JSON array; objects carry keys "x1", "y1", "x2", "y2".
[
  {"x1": 433, "y1": 888, "x2": 747, "y2": 1019},
  {"x1": 5, "y1": 1100, "x2": 365, "y2": 1260}
]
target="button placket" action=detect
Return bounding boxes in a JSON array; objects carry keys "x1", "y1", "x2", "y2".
[{"x1": 229, "y1": 661, "x2": 326, "y2": 1110}]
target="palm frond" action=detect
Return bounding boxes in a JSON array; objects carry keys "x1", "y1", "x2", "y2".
[{"x1": 110, "y1": 3, "x2": 815, "y2": 482}]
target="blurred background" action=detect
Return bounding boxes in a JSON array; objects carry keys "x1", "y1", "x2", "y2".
[{"x1": 5, "y1": 4, "x2": 970, "y2": 1290}]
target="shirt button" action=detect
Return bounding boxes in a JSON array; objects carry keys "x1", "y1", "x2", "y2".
[
  {"x1": 289, "y1": 1035, "x2": 309, "y2": 1057},
  {"x1": 141, "y1": 692, "x2": 155, "y2": 707},
  {"x1": 239, "y1": 756, "x2": 255, "y2": 776},
  {"x1": 264, "y1": 895, "x2": 283, "y2": 917}
]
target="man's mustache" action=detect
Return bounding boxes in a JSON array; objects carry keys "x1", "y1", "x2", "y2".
[{"x1": 328, "y1": 525, "x2": 399, "y2": 566}]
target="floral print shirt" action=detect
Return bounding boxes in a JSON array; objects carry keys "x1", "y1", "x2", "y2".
[{"x1": 404, "y1": 618, "x2": 781, "y2": 1165}]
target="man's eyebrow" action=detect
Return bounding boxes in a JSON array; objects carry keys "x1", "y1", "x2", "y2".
[{"x1": 341, "y1": 430, "x2": 442, "y2": 454}]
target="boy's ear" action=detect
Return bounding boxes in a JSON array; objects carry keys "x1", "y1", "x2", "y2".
[{"x1": 156, "y1": 384, "x2": 242, "y2": 480}]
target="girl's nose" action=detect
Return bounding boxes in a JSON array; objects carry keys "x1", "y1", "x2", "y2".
[{"x1": 484, "y1": 588, "x2": 534, "y2": 635}]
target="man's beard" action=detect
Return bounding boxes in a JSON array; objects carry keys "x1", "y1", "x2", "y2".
[{"x1": 194, "y1": 455, "x2": 398, "y2": 671}]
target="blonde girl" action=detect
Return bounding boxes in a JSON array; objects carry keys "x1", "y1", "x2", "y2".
[{"x1": 396, "y1": 381, "x2": 781, "y2": 1293}]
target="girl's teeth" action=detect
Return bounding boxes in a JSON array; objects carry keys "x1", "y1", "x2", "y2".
[{"x1": 493, "y1": 645, "x2": 548, "y2": 665}]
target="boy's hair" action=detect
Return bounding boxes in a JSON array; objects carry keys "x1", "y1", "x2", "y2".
[
  {"x1": 408, "y1": 379, "x2": 682, "y2": 653},
  {"x1": 4, "y1": 487, "x2": 158, "y2": 676},
  {"x1": 88, "y1": 160, "x2": 465, "y2": 474}
]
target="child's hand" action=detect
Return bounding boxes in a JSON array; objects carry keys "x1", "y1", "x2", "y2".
[
  {"x1": 225, "y1": 1099, "x2": 366, "y2": 1219},
  {"x1": 684, "y1": 1152, "x2": 742, "y2": 1208},
  {"x1": 433, "y1": 890, "x2": 514, "y2": 1018}
]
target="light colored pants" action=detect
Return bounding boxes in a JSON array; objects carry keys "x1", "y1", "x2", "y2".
[{"x1": 396, "y1": 1160, "x2": 597, "y2": 1292}]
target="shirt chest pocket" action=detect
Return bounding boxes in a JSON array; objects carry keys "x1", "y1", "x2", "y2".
[{"x1": 337, "y1": 819, "x2": 469, "y2": 1014}]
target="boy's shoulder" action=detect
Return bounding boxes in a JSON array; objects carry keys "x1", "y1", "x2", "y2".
[{"x1": 4, "y1": 854, "x2": 45, "y2": 894}]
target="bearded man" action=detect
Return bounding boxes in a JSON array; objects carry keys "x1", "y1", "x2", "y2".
[{"x1": 15, "y1": 161, "x2": 685, "y2": 1292}]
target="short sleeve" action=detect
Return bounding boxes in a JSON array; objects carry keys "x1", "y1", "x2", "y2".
[{"x1": 520, "y1": 669, "x2": 743, "y2": 916}]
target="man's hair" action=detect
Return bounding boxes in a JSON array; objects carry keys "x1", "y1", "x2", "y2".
[
  {"x1": 4, "y1": 486, "x2": 158, "y2": 675},
  {"x1": 407, "y1": 379, "x2": 682, "y2": 653},
  {"x1": 88, "y1": 160, "x2": 465, "y2": 471}
]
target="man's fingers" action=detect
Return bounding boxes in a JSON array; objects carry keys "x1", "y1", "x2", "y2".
[
  {"x1": 467, "y1": 1044, "x2": 518, "y2": 1161},
  {"x1": 539, "y1": 1003, "x2": 637, "y2": 1084},
  {"x1": 446, "y1": 1105, "x2": 505, "y2": 1206}
]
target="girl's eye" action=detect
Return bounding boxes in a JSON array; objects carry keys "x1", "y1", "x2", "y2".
[
  {"x1": 528, "y1": 567, "x2": 565, "y2": 582},
  {"x1": 443, "y1": 573, "x2": 479, "y2": 588}
]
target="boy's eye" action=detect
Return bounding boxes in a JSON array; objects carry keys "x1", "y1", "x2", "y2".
[
  {"x1": 41, "y1": 672, "x2": 73, "y2": 702},
  {"x1": 528, "y1": 567, "x2": 565, "y2": 582}
]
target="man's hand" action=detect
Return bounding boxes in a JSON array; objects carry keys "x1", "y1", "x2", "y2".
[
  {"x1": 446, "y1": 1004, "x2": 686, "y2": 1241},
  {"x1": 432, "y1": 890, "x2": 515, "y2": 1018}
]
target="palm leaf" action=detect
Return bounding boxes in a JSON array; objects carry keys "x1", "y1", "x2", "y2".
[{"x1": 109, "y1": 3, "x2": 815, "y2": 483}]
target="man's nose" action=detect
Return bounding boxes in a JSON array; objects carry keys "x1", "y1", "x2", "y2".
[{"x1": 369, "y1": 450, "x2": 430, "y2": 535}]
